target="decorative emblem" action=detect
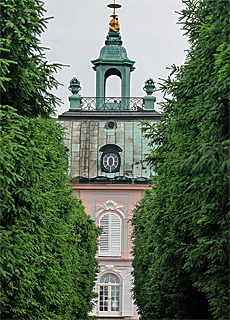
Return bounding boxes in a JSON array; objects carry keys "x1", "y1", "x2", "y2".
[
  {"x1": 102, "y1": 265, "x2": 122, "y2": 275},
  {"x1": 109, "y1": 15, "x2": 120, "y2": 32},
  {"x1": 96, "y1": 199, "x2": 125, "y2": 219},
  {"x1": 107, "y1": 1, "x2": 122, "y2": 33},
  {"x1": 105, "y1": 265, "x2": 114, "y2": 270}
]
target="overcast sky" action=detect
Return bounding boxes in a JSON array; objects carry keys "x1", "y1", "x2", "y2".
[{"x1": 41, "y1": 0, "x2": 189, "y2": 115}]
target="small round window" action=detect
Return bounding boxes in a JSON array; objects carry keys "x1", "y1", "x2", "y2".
[
  {"x1": 102, "y1": 153, "x2": 119, "y2": 172},
  {"x1": 105, "y1": 120, "x2": 117, "y2": 130},
  {"x1": 108, "y1": 121, "x2": 115, "y2": 129}
]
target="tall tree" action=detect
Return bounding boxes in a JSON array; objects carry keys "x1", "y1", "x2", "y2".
[
  {"x1": 1, "y1": 0, "x2": 62, "y2": 117},
  {"x1": 1, "y1": 0, "x2": 99, "y2": 318},
  {"x1": 0, "y1": 108, "x2": 99, "y2": 319},
  {"x1": 132, "y1": 0, "x2": 229, "y2": 319}
]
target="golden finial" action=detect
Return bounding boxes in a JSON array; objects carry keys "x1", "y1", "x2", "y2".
[{"x1": 107, "y1": 1, "x2": 122, "y2": 32}]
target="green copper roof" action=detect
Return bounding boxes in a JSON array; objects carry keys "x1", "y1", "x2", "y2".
[
  {"x1": 99, "y1": 44, "x2": 128, "y2": 60},
  {"x1": 91, "y1": 32, "x2": 135, "y2": 67}
]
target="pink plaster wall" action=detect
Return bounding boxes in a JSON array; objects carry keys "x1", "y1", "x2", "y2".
[
  {"x1": 72, "y1": 183, "x2": 147, "y2": 319},
  {"x1": 72, "y1": 183, "x2": 146, "y2": 259}
]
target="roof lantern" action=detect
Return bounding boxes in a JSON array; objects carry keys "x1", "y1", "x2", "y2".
[{"x1": 91, "y1": 1, "x2": 135, "y2": 100}]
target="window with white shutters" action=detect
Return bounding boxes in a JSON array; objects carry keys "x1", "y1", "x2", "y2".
[{"x1": 99, "y1": 213, "x2": 121, "y2": 257}]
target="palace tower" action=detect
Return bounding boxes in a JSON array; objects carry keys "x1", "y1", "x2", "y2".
[{"x1": 58, "y1": 3, "x2": 160, "y2": 318}]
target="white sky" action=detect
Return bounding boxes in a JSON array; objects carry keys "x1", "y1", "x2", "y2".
[{"x1": 41, "y1": 0, "x2": 189, "y2": 115}]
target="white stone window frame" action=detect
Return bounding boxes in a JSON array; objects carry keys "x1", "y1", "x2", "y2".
[{"x1": 98, "y1": 270, "x2": 123, "y2": 317}]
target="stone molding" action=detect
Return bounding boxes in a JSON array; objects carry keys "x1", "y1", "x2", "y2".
[{"x1": 96, "y1": 199, "x2": 125, "y2": 219}]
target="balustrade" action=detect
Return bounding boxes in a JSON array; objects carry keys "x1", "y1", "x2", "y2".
[{"x1": 80, "y1": 97, "x2": 144, "y2": 111}]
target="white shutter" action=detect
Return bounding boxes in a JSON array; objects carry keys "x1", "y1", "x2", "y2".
[
  {"x1": 99, "y1": 214, "x2": 109, "y2": 256},
  {"x1": 99, "y1": 212, "x2": 121, "y2": 257},
  {"x1": 88, "y1": 284, "x2": 97, "y2": 316},
  {"x1": 110, "y1": 213, "x2": 121, "y2": 256},
  {"x1": 122, "y1": 274, "x2": 133, "y2": 316}
]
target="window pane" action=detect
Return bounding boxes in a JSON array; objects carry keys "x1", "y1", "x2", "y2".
[
  {"x1": 100, "y1": 274, "x2": 109, "y2": 283},
  {"x1": 110, "y1": 274, "x2": 120, "y2": 283}
]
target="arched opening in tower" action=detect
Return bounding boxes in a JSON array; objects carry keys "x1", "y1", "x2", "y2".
[{"x1": 105, "y1": 68, "x2": 122, "y2": 97}]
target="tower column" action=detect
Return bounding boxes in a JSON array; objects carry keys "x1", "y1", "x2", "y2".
[
  {"x1": 96, "y1": 67, "x2": 105, "y2": 98},
  {"x1": 121, "y1": 66, "x2": 131, "y2": 98}
]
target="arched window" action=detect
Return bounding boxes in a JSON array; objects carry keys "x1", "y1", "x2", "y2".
[
  {"x1": 99, "y1": 213, "x2": 121, "y2": 257},
  {"x1": 99, "y1": 273, "x2": 120, "y2": 315}
]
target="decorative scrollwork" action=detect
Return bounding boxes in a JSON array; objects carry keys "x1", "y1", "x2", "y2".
[{"x1": 80, "y1": 97, "x2": 144, "y2": 111}]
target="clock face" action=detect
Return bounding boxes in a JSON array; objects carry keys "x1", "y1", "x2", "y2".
[{"x1": 102, "y1": 153, "x2": 119, "y2": 172}]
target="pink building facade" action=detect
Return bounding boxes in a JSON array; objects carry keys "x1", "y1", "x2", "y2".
[{"x1": 73, "y1": 184, "x2": 146, "y2": 318}]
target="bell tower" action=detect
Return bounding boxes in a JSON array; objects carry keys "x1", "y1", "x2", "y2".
[
  {"x1": 91, "y1": 2, "x2": 135, "y2": 109},
  {"x1": 58, "y1": 1, "x2": 160, "y2": 318}
]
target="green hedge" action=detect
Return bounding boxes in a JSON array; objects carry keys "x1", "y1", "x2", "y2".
[
  {"x1": 132, "y1": 1, "x2": 229, "y2": 319},
  {"x1": 1, "y1": 106, "x2": 99, "y2": 319}
]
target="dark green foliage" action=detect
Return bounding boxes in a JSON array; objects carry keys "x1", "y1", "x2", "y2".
[
  {"x1": 1, "y1": 0, "x2": 62, "y2": 117},
  {"x1": 1, "y1": 1, "x2": 99, "y2": 318},
  {"x1": 132, "y1": 0, "x2": 229, "y2": 319},
  {"x1": 0, "y1": 106, "x2": 99, "y2": 319}
]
